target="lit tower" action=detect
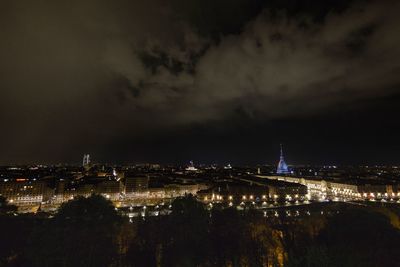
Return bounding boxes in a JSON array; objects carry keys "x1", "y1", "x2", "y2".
[
  {"x1": 82, "y1": 154, "x2": 91, "y2": 168},
  {"x1": 276, "y1": 144, "x2": 290, "y2": 174}
]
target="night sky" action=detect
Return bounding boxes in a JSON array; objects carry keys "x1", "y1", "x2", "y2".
[{"x1": 1, "y1": 0, "x2": 399, "y2": 165}]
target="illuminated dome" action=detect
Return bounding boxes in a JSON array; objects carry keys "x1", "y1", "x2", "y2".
[{"x1": 186, "y1": 160, "x2": 198, "y2": 171}]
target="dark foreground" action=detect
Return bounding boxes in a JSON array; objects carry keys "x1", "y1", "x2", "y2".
[{"x1": 1, "y1": 195, "x2": 400, "y2": 267}]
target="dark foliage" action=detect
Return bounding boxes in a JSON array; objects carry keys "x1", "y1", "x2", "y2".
[
  {"x1": 0, "y1": 196, "x2": 17, "y2": 215},
  {"x1": 18, "y1": 195, "x2": 120, "y2": 267},
  {"x1": 286, "y1": 208, "x2": 400, "y2": 267},
  {"x1": 1, "y1": 197, "x2": 400, "y2": 267}
]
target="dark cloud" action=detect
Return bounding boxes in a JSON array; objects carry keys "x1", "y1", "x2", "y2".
[{"x1": 0, "y1": 0, "x2": 399, "y2": 164}]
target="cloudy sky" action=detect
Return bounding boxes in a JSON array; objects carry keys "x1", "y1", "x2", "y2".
[{"x1": 1, "y1": 0, "x2": 399, "y2": 165}]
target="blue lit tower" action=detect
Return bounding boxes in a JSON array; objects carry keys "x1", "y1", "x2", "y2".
[{"x1": 277, "y1": 144, "x2": 290, "y2": 174}]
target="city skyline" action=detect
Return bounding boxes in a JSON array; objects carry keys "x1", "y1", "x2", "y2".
[
  {"x1": 1, "y1": 2, "x2": 400, "y2": 266},
  {"x1": 0, "y1": 139, "x2": 399, "y2": 166}
]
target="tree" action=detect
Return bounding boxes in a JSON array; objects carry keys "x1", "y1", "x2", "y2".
[
  {"x1": 209, "y1": 208, "x2": 246, "y2": 266},
  {"x1": 0, "y1": 196, "x2": 17, "y2": 215},
  {"x1": 24, "y1": 194, "x2": 121, "y2": 267},
  {"x1": 287, "y1": 208, "x2": 400, "y2": 267},
  {"x1": 163, "y1": 195, "x2": 210, "y2": 267},
  {"x1": 0, "y1": 196, "x2": 22, "y2": 266},
  {"x1": 126, "y1": 195, "x2": 211, "y2": 267},
  {"x1": 317, "y1": 209, "x2": 400, "y2": 267}
]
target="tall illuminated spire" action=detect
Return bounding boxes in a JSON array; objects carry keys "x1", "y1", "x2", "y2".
[
  {"x1": 277, "y1": 144, "x2": 289, "y2": 174},
  {"x1": 82, "y1": 154, "x2": 91, "y2": 168}
]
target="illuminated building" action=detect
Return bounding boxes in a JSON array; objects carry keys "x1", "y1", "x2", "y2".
[
  {"x1": 77, "y1": 184, "x2": 95, "y2": 197},
  {"x1": 0, "y1": 179, "x2": 49, "y2": 206},
  {"x1": 163, "y1": 183, "x2": 208, "y2": 198},
  {"x1": 267, "y1": 180, "x2": 307, "y2": 201},
  {"x1": 124, "y1": 176, "x2": 149, "y2": 194},
  {"x1": 224, "y1": 164, "x2": 232, "y2": 170},
  {"x1": 185, "y1": 161, "x2": 198, "y2": 171},
  {"x1": 82, "y1": 154, "x2": 91, "y2": 168},
  {"x1": 197, "y1": 183, "x2": 269, "y2": 203},
  {"x1": 277, "y1": 144, "x2": 290, "y2": 174},
  {"x1": 96, "y1": 180, "x2": 122, "y2": 201},
  {"x1": 258, "y1": 175, "x2": 397, "y2": 201}
]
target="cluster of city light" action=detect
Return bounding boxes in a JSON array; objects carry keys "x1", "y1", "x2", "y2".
[
  {"x1": 204, "y1": 194, "x2": 226, "y2": 201},
  {"x1": 126, "y1": 204, "x2": 166, "y2": 221},
  {"x1": 204, "y1": 194, "x2": 273, "y2": 202},
  {"x1": 203, "y1": 193, "x2": 310, "y2": 203},
  {"x1": 360, "y1": 192, "x2": 400, "y2": 199},
  {"x1": 242, "y1": 195, "x2": 256, "y2": 200},
  {"x1": 285, "y1": 194, "x2": 300, "y2": 201},
  {"x1": 6, "y1": 195, "x2": 43, "y2": 205},
  {"x1": 267, "y1": 175, "x2": 400, "y2": 203},
  {"x1": 329, "y1": 189, "x2": 400, "y2": 202},
  {"x1": 111, "y1": 198, "x2": 346, "y2": 220}
]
